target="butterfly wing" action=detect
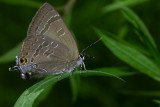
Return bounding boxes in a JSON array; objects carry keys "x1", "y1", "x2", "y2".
[
  {"x1": 27, "y1": 3, "x2": 79, "y2": 60},
  {"x1": 19, "y1": 35, "x2": 74, "y2": 74}
]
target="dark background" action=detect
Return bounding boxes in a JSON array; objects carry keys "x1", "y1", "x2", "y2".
[{"x1": 0, "y1": 0, "x2": 160, "y2": 107}]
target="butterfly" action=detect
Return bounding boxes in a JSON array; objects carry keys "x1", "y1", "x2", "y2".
[{"x1": 9, "y1": 3, "x2": 85, "y2": 79}]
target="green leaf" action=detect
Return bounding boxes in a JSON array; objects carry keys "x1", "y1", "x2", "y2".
[
  {"x1": 94, "y1": 28, "x2": 160, "y2": 81},
  {"x1": 121, "y1": 7, "x2": 157, "y2": 49},
  {"x1": 0, "y1": 43, "x2": 21, "y2": 63},
  {"x1": 121, "y1": 7, "x2": 160, "y2": 64},
  {"x1": 14, "y1": 70, "x2": 124, "y2": 107},
  {"x1": 69, "y1": 75, "x2": 80, "y2": 102},
  {"x1": 69, "y1": 67, "x2": 135, "y2": 102},
  {"x1": 102, "y1": 0, "x2": 148, "y2": 13},
  {"x1": 34, "y1": 85, "x2": 54, "y2": 107},
  {"x1": 96, "y1": 67, "x2": 138, "y2": 77}
]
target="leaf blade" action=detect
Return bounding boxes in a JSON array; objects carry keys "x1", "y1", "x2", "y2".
[
  {"x1": 94, "y1": 28, "x2": 160, "y2": 81},
  {"x1": 14, "y1": 69, "x2": 124, "y2": 107},
  {"x1": 121, "y1": 7, "x2": 157, "y2": 49}
]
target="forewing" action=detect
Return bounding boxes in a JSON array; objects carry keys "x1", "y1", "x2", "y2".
[{"x1": 27, "y1": 3, "x2": 79, "y2": 60}]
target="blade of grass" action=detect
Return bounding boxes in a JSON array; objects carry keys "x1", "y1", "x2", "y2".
[
  {"x1": 121, "y1": 7, "x2": 160, "y2": 64},
  {"x1": 96, "y1": 67, "x2": 138, "y2": 77},
  {"x1": 0, "y1": 43, "x2": 21, "y2": 63},
  {"x1": 33, "y1": 85, "x2": 53, "y2": 107},
  {"x1": 14, "y1": 70, "x2": 124, "y2": 107},
  {"x1": 69, "y1": 66, "x2": 137, "y2": 102},
  {"x1": 102, "y1": 0, "x2": 148, "y2": 13},
  {"x1": 69, "y1": 75, "x2": 80, "y2": 102},
  {"x1": 121, "y1": 7, "x2": 156, "y2": 48},
  {"x1": 94, "y1": 28, "x2": 160, "y2": 81},
  {"x1": 106, "y1": 31, "x2": 151, "y2": 56}
]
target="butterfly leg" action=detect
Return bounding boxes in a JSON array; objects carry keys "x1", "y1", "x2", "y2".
[
  {"x1": 82, "y1": 62, "x2": 87, "y2": 71},
  {"x1": 80, "y1": 63, "x2": 83, "y2": 74}
]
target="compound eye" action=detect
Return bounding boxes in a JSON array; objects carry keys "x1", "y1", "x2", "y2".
[{"x1": 20, "y1": 58, "x2": 27, "y2": 64}]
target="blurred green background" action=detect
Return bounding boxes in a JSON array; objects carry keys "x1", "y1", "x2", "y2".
[{"x1": 1, "y1": 0, "x2": 160, "y2": 107}]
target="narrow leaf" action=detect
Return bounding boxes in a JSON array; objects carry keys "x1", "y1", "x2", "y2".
[
  {"x1": 14, "y1": 70, "x2": 123, "y2": 107},
  {"x1": 94, "y1": 28, "x2": 160, "y2": 81},
  {"x1": 96, "y1": 67, "x2": 138, "y2": 77},
  {"x1": 122, "y1": 7, "x2": 160, "y2": 64},
  {"x1": 121, "y1": 7, "x2": 157, "y2": 51},
  {"x1": 69, "y1": 75, "x2": 80, "y2": 102}
]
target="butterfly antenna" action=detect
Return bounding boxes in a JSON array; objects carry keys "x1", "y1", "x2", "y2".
[{"x1": 81, "y1": 37, "x2": 103, "y2": 54}]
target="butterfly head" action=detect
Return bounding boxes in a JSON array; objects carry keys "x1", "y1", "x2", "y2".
[{"x1": 9, "y1": 56, "x2": 34, "y2": 79}]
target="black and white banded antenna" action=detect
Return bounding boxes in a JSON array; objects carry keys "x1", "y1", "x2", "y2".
[{"x1": 80, "y1": 37, "x2": 103, "y2": 56}]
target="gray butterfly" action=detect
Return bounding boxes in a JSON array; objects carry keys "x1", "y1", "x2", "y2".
[{"x1": 9, "y1": 3, "x2": 85, "y2": 79}]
